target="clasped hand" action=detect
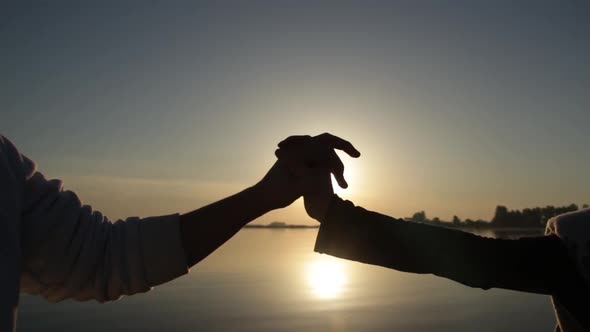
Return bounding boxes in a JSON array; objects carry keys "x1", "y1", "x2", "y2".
[{"x1": 256, "y1": 133, "x2": 360, "y2": 222}]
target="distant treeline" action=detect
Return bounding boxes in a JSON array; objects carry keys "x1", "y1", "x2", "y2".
[
  {"x1": 245, "y1": 221, "x2": 319, "y2": 229},
  {"x1": 408, "y1": 203, "x2": 588, "y2": 228}
]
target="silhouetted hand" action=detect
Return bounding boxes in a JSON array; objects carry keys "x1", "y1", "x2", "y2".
[
  {"x1": 275, "y1": 133, "x2": 360, "y2": 221},
  {"x1": 254, "y1": 159, "x2": 305, "y2": 210},
  {"x1": 302, "y1": 167, "x2": 334, "y2": 222}
]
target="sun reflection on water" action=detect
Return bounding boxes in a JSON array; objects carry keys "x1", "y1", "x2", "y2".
[{"x1": 305, "y1": 255, "x2": 347, "y2": 299}]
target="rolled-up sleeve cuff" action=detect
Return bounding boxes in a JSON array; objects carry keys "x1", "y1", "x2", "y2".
[
  {"x1": 314, "y1": 195, "x2": 351, "y2": 255},
  {"x1": 139, "y1": 213, "x2": 189, "y2": 287}
]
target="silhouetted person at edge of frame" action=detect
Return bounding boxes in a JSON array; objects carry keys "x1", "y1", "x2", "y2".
[
  {"x1": 277, "y1": 134, "x2": 589, "y2": 332},
  {"x1": 0, "y1": 133, "x2": 360, "y2": 332}
]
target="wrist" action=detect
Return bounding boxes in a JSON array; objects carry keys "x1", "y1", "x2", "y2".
[
  {"x1": 249, "y1": 182, "x2": 283, "y2": 212},
  {"x1": 318, "y1": 194, "x2": 339, "y2": 223},
  {"x1": 304, "y1": 193, "x2": 336, "y2": 223}
]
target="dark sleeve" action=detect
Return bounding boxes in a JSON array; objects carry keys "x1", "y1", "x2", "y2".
[{"x1": 314, "y1": 196, "x2": 578, "y2": 296}]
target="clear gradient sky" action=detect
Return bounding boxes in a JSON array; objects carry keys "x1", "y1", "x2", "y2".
[{"x1": 2, "y1": 1, "x2": 589, "y2": 224}]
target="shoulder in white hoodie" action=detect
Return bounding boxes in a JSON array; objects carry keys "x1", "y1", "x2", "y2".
[{"x1": 0, "y1": 135, "x2": 188, "y2": 332}]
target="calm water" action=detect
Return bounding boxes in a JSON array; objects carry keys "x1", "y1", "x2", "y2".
[{"x1": 18, "y1": 228, "x2": 555, "y2": 331}]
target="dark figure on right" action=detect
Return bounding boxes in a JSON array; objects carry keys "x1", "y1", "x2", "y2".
[{"x1": 278, "y1": 133, "x2": 589, "y2": 332}]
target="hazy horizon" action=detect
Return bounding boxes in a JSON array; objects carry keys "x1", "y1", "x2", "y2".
[{"x1": 2, "y1": 1, "x2": 589, "y2": 225}]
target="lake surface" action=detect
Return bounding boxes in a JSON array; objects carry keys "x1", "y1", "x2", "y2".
[{"x1": 18, "y1": 228, "x2": 555, "y2": 331}]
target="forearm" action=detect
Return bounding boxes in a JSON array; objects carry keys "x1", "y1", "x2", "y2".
[
  {"x1": 180, "y1": 184, "x2": 272, "y2": 267},
  {"x1": 315, "y1": 196, "x2": 574, "y2": 295}
]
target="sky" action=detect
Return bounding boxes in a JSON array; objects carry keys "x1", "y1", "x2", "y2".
[{"x1": 1, "y1": 1, "x2": 589, "y2": 224}]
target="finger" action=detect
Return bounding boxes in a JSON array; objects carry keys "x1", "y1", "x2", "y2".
[
  {"x1": 276, "y1": 144, "x2": 328, "y2": 166},
  {"x1": 277, "y1": 142, "x2": 349, "y2": 186},
  {"x1": 275, "y1": 147, "x2": 304, "y2": 166},
  {"x1": 278, "y1": 135, "x2": 312, "y2": 148},
  {"x1": 315, "y1": 133, "x2": 361, "y2": 158},
  {"x1": 274, "y1": 148, "x2": 294, "y2": 159},
  {"x1": 275, "y1": 148, "x2": 309, "y2": 177},
  {"x1": 328, "y1": 150, "x2": 348, "y2": 188}
]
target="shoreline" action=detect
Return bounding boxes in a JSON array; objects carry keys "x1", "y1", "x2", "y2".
[{"x1": 244, "y1": 223, "x2": 544, "y2": 231}]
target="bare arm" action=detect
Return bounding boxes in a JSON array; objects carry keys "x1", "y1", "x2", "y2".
[{"x1": 179, "y1": 162, "x2": 292, "y2": 267}]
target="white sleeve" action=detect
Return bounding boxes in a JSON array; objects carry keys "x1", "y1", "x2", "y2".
[
  {"x1": 545, "y1": 208, "x2": 590, "y2": 285},
  {"x1": 10, "y1": 139, "x2": 188, "y2": 303}
]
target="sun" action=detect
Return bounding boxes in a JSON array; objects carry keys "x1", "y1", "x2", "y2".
[{"x1": 305, "y1": 256, "x2": 347, "y2": 299}]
